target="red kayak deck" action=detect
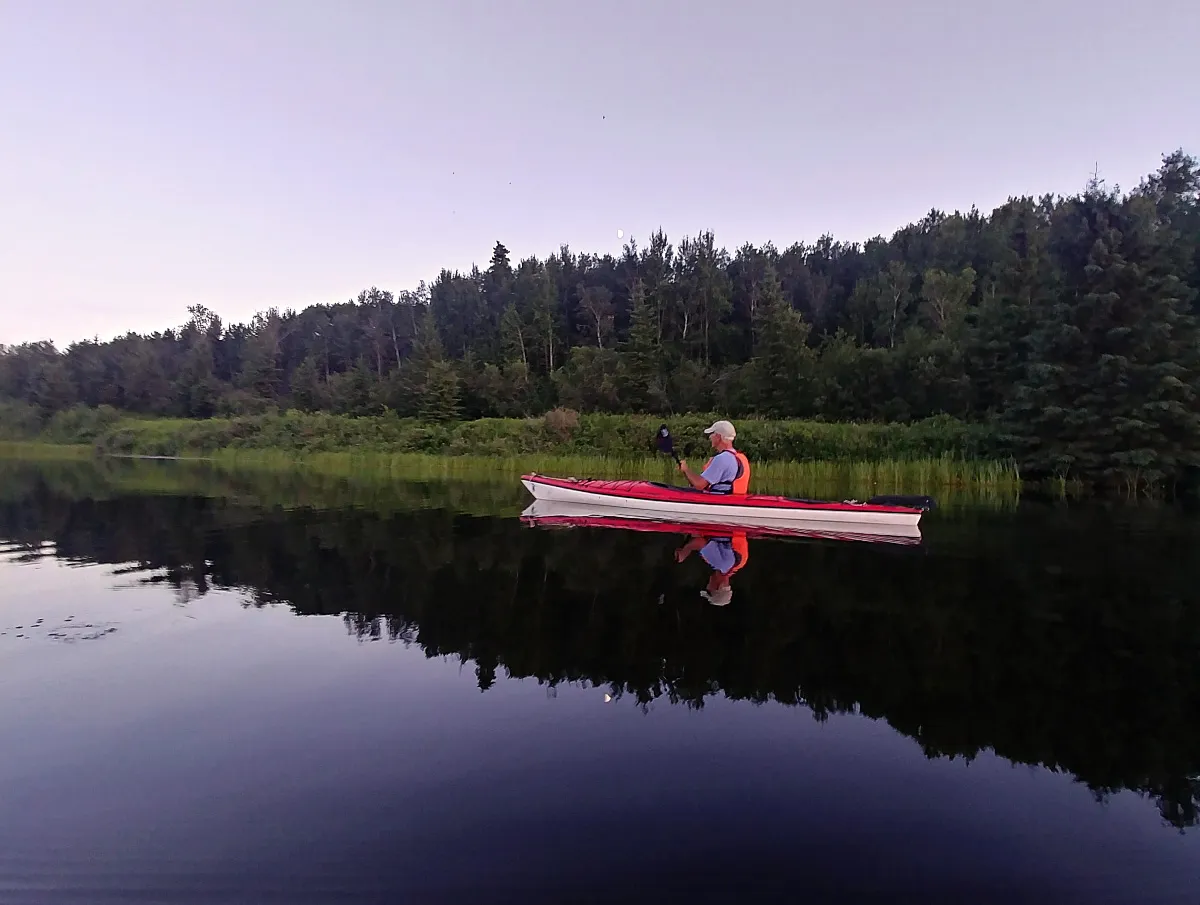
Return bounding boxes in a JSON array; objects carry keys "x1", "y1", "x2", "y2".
[{"x1": 520, "y1": 475, "x2": 923, "y2": 515}]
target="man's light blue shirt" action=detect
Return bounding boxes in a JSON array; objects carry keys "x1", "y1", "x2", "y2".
[
  {"x1": 699, "y1": 538, "x2": 737, "y2": 573},
  {"x1": 700, "y1": 450, "x2": 739, "y2": 492}
]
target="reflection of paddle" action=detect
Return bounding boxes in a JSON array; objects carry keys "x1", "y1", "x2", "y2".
[
  {"x1": 866, "y1": 494, "x2": 938, "y2": 512},
  {"x1": 655, "y1": 424, "x2": 681, "y2": 465}
]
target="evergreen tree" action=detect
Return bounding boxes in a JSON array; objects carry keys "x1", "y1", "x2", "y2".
[
  {"x1": 328, "y1": 359, "x2": 375, "y2": 416},
  {"x1": 753, "y1": 266, "x2": 816, "y2": 416},
  {"x1": 29, "y1": 355, "x2": 76, "y2": 412},
  {"x1": 1138, "y1": 151, "x2": 1200, "y2": 305},
  {"x1": 389, "y1": 307, "x2": 461, "y2": 421},
  {"x1": 966, "y1": 197, "x2": 1054, "y2": 417},
  {"x1": 290, "y1": 356, "x2": 326, "y2": 412},
  {"x1": 418, "y1": 360, "x2": 461, "y2": 422},
  {"x1": 483, "y1": 242, "x2": 515, "y2": 346},
  {"x1": 236, "y1": 311, "x2": 284, "y2": 401},
  {"x1": 617, "y1": 280, "x2": 666, "y2": 412},
  {"x1": 1007, "y1": 186, "x2": 1200, "y2": 486}
]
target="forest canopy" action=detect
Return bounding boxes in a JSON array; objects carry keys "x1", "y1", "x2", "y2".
[{"x1": 3, "y1": 151, "x2": 1199, "y2": 485}]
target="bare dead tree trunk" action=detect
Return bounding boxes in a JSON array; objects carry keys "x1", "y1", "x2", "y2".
[{"x1": 517, "y1": 323, "x2": 528, "y2": 373}]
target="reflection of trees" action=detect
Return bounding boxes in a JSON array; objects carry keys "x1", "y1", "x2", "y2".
[{"x1": 2, "y1": 460, "x2": 1200, "y2": 829}]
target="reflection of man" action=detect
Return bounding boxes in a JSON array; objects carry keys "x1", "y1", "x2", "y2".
[{"x1": 674, "y1": 533, "x2": 749, "y2": 607}]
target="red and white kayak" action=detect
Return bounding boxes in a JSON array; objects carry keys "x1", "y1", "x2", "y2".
[
  {"x1": 519, "y1": 475, "x2": 930, "y2": 529},
  {"x1": 521, "y1": 500, "x2": 922, "y2": 545}
]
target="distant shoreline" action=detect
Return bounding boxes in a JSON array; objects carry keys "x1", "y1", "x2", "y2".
[{"x1": 0, "y1": 406, "x2": 1021, "y2": 499}]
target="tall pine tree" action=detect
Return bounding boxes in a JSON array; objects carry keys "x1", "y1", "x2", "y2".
[
  {"x1": 1006, "y1": 185, "x2": 1200, "y2": 487},
  {"x1": 753, "y1": 265, "x2": 816, "y2": 417},
  {"x1": 617, "y1": 280, "x2": 667, "y2": 412}
]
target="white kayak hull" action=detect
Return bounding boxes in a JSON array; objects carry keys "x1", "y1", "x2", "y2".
[
  {"x1": 521, "y1": 499, "x2": 923, "y2": 542},
  {"x1": 520, "y1": 478, "x2": 924, "y2": 529}
]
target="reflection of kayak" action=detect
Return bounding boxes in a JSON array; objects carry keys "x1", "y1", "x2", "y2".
[
  {"x1": 521, "y1": 500, "x2": 922, "y2": 545},
  {"x1": 520, "y1": 475, "x2": 929, "y2": 528}
]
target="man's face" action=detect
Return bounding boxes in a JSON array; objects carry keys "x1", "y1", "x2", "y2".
[{"x1": 709, "y1": 432, "x2": 720, "y2": 449}]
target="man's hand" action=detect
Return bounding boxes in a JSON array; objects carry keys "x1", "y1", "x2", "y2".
[
  {"x1": 678, "y1": 460, "x2": 708, "y2": 491},
  {"x1": 675, "y1": 537, "x2": 704, "y2": 562}
]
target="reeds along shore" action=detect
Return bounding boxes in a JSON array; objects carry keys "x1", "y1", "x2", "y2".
[
  {"x1": 0, "y1": 408, "x2": 1019, "y2": 499},
  {"x1": 0, "y1": 444, "x2": 1020, "y2": 513},
  {"x1": 207, "y1": 449, "x2": 1018, "y2": 496}
]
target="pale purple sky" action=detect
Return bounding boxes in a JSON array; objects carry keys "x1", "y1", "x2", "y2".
[{"x1": 2, "y1": 0, "x2": 1197, "y2": 347}]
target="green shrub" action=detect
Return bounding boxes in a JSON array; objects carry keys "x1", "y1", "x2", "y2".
[
  {"x1": 43, "y1": 405, "x2": 123, "y2": 443},
  {"x1": 0, "y1": 400, "x2": 44, "y2": 440}
]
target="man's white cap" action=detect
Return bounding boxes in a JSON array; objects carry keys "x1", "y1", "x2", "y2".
[{"x1": 703, "y1": 420, "x2": 736, "y2": 440}]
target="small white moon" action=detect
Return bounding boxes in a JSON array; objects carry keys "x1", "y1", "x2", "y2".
[
  {"x1": 616, "y1": 229, "x2": 623, "y2": 239},
  {"x1": 603, "y1": 693, "x2": 613, "y2": 703}
]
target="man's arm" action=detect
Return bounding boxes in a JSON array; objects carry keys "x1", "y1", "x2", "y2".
[
  {"x1": 679, "y1": 460, "x2": 711, "y2": 490},
  {"x1": 675, "y1": 535, "x2": 708, "y2": 562},
  {"x1": 679, "y1": 452, "x2": 735, "y2": 491}
]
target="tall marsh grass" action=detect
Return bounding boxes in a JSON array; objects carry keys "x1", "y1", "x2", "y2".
[
  {"x1": 0, "y1": 406, "x2": 1022, "y2": 506},
  {"x1": 0, "y1": 444, "x2": 1020, "y2": 511},
  {"x1": 0, "y1": 441, "x2": 92, "y2": 459},
  {"x1": 209, "y1": 448, "x2": 1021, "y2": 507}
]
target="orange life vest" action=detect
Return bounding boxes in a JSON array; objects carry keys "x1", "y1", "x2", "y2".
[
  {"x1": 726, "y1": 533, "x2": 750, "y2": 576},
  {"x1": 703, "y1": 449, "x2": 751, "y2": 494}
]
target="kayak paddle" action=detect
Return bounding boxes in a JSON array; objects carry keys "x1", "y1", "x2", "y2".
[{"x1": 655, "y1": 424, "x2": 681, "y2": 464}]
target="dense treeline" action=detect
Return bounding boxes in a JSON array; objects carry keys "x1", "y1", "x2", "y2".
[
  {"x1": 2, "y1": 458, "x2": 1198, "y2": 828},
  {"x1": 3, "y1": 152, "x2": 1199, "y2": 485}
]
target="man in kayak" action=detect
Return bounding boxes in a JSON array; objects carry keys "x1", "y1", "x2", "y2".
[{"x1": 678, "y1": 420, "x2": 751, "y2": 494}]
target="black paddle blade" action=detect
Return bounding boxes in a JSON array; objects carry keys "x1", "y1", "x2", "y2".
[
  {"x1": 655, "y1": 424, "x2": 679, "y2": 461},
  {"x1": 868, "y1": 494, "x2": 938, "y2": 512},
  {"x1": 655, "y1": 424, "x2": 673, "y2": 453}
]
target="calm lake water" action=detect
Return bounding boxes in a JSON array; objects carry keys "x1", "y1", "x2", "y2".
[{"x1": 1, "y1": 458, "x2": 1198, "y2": 904}]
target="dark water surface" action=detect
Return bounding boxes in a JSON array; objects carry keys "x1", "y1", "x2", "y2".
[{"x1": 1, "y1": 459, "x2": 1198, "y2": 904}]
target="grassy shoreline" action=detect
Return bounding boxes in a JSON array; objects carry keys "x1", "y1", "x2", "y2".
[
  {"x1": 214, "y1": 447, "x2": 1019, "y2": 494},
  {"x1": 1, "y1": 440, "x2": 1021, "y2": 504},
  {"x1": 5, "y1": 406, "x2": 1007, "y2": 459},
  {"x1": 0, "y1": 441, "x2": 93, "y2": 458},
  {"x1": 0, "y1": 408, "x2": 1021, "y2": 501}
]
